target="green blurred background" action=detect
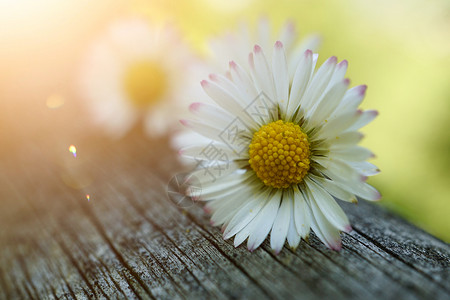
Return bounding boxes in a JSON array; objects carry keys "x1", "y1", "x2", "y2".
[{"x1": 1, "y1": 0, "x2": 449, "y2": 240}]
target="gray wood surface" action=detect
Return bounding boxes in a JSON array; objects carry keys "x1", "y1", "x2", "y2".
[{"x1": 0, "y1": 131, "x2": 449, "y2": 300}]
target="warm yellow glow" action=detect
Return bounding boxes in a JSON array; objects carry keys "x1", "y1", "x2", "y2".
[
  {"x1": 249, "y1": 120, "x2": 310, "y2": 189},
  {"x1": 123, "y1": 60, "x2": 168, "y2": 107}
]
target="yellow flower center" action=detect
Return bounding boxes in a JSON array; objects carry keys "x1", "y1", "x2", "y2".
[
  {"x1": 123, "y1": 60, "x2": 168, "y2": 107},
  {"x1": 248, "y1": 120, "x2": 311, "y2": 189}
]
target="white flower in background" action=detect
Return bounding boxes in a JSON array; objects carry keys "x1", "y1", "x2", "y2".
[
  {"x1": 80, "y1": 19, "x2": 202, "y2": 138},
  {"x1": 209, "y1": 18, "x2": 320, "y2": 77},
  {"x1": 180, "y1": 42, "x2": 380, "y2": 253}
]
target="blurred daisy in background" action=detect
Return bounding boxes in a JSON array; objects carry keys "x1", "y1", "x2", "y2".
[
  {"x1": 180, "y1": 42, "x2": 380, "y2": 253},
  {"x1": 80, "y1": 18, "x2": 203, "y2": 138}
]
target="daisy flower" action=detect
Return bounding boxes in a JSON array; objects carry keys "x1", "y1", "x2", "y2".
[
  {"x1": 179, "y1": 42, "x2": 380, "y2": 253},
  {"x1": 80, "y1": 18, "x2": 202, "y2": 138}
]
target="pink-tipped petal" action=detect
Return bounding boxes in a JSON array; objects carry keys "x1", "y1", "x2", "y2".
[
  {"x1": 179, "y1": 119, "x2": 190, "y2": 127},
  {"x1": 209, "y1": 74, "x2": 218, "y2": 81},
  {"x1": 358, "y1": 85, "x2": 368, "y2": 96},
  {"x1": 327, "y1": 56, "x2": 338, "y2": 64},
  {"x1": 344, "y1": 225, "x2": 353, "y2": 233},
  {"x1": 200, "y1": 80, "x2": 208, "y2": 87},
  {"x1": 253, "y1": 44, "x2": 262, "y2": 53},
  {"x1": 374, "y1": 191, "x2": 382, "y2": 201},
  {"x1": 189, "y1": 102, "x2": 202, "y2": 112},
  {"x1": 248, "y1": 53, "x2": 255, "y2": 69},
  {"x1": 330, "y1": 241, "x2": 342, "y2": 251},
  {"x1": 286, "y1": 20, "x2": 295, "y2": 32},
  {"x1": 337, "y1": 59, "x2": 348, "y2": 69},
  {"x1": 229, "y1": 61, "x2": 237, "y2": 69},
  {"x1": 275, "y1": 40, "x2": 283, "y2": 48}
]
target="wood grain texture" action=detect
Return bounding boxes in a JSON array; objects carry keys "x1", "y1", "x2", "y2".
[{"x1": 0, "y1": 132, "x2": 448, "y2": 300}]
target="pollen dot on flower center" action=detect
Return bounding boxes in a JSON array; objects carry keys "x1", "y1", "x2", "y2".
[
  {"x1": 123, "y1": 60, "x2": 168, "y2": 107},
  {"x1": 248, "y1": 120, "x2": 310, "y2": 189}
]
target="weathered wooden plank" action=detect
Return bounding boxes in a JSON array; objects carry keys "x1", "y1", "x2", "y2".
[{"x1": 0, "y1": 133, "x2": 448, "y2": 299}]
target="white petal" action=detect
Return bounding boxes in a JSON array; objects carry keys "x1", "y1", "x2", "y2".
[
  {"x1": 346, "y1": 110, "x2": 378, "y2": 132},
  {"x1": 293, "y1": 186, "x2": 311, "y2": 238},
  {"x1": 287, "y1": 35, "x2": 321, "y2": 79},
  {"x1": 191, "y1": 160, "x2": 248, "y2": 185},
  {"x1": 329, "y1": 146, "x2": 374, "y2": 162},
  {"x1": 251, "y1": 45, "x2": 277, "y2": 103},
  {"x1": 180, "y1": 119, "x2": 230, "y2": 142},
  {"x1": 209, "y1": 185, "x2": 257, "y2": 226},
  {"x1": 272, "y1": 41, "x2": 289, "y2": 117},
  {"x1": 179, "y1": 143, "x2": 245, "y2": 161},
  {"x1": 233, "y1": 191, "x2": 273, "y2": 247},
  {"x1": 328, "y1": 60, "x2": 348, "y2": 88},
  {"x1": 304, "y1": 177, "x2": 350, "y2": 232},
  {"x1": 270, "y1": 195, "x2": 291, "y2": 254},
  {"x1": 257, "y1": 18, "x2": 271, "y2": 53},
  {"x1": 347, "y1": 161, "x2": 380, "y2": 176},
  {"x1": 308, "y1": 174, "x2": 356, "y2": 203},
  {"x1": 223, "y1": 188, "x2": 270, "y2": 240},
  {"x1": 196, "y1": 173, "x2": 257, "y2": 200},
  {"x1": 229, "y1": 61, "x2": 259, "y2": 104},
  {"x1": 201, "y1": 80, "x2": 257, "y2": 127},
  {"x1": 246, "y1": 191, "x2": 282, "y2": 251},
  {"x1": 278, "y1": 21, "x2": 296, "y2": 52},
  {"x1": 287, "y1": 50, "x2": 313, "y2": 119},
  {"x1": 335, "y1": 85, "x2": 367, "y2": 114},
  {"x1": 189, "y1": 101, "x2": 234, "y2": 131},
  {"x1": 314, "y1": 110, "x2": 361, "y2": 140},
  {"x1": 286, "y1": 196, "x2": 301, "y2": 249},
  {"x1": 299, "y1": 56, "x2": 337, "y2": 115},
  {"x1": 314, "y1": 156, "x2": 363, "y2": 183},
  {"x1": 328, "y1": 131, "x2": 364, "y2": 148},
  {"x1": 305, "y1": 78, "x2": 349, "y2": 129},
  {"x1": 335, "y1": 180, "x2": 381, "y2": 201},
  {"x1": 308, "y1": 201, "x2": 343, "y2": 251}
]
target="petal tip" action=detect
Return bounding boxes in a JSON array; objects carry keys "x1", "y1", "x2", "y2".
[
  {"x1": 338, "y1": 59, "x2": 348, "y2": 68},
  {"x1": 275, "y1": 40, "x2": 283, "y2": 48},
  {"x1": 344, "y1": 225, "x2": 353, "y2": 233},
  {"x1": 328, "y1": 56, "x2": 338, "y2": 64},
  {"x1": 253, "y1": 44, "x2": 262, "y2": 53},
  {"x1": 304, "y1": 49, "x2": 313, "y2": 57},
  {"x1": 189, "y1": 102, "x2": 201, "y2": 112},
  {"x1": 208, "y1": 74, "x2": 218, "y2": 81},
  {"x1": 179, "y1": 119, "x2": 189, "y2": 127}
]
